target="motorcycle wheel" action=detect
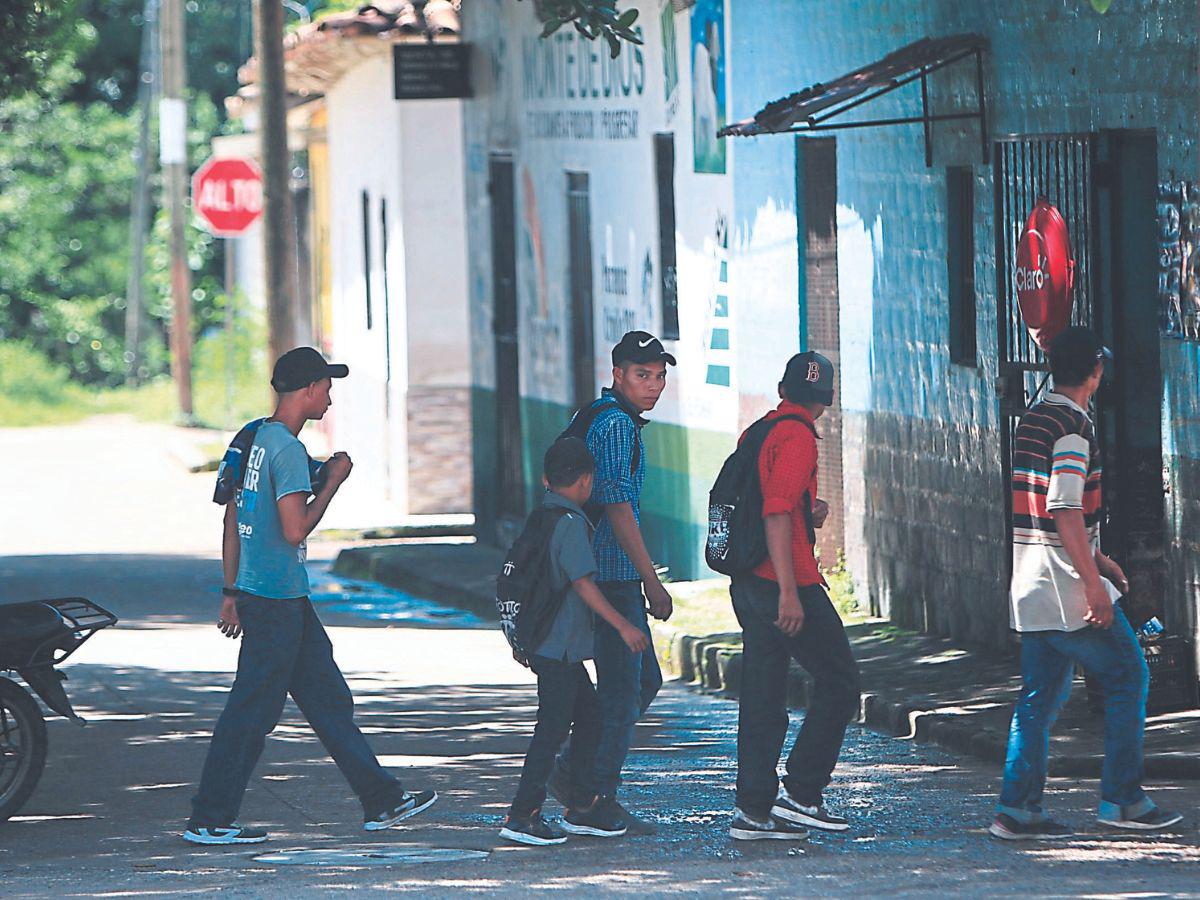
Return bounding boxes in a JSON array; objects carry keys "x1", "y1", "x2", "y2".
[{"x1": 0, "y1": 676, "x2": 47, "y2": 824}]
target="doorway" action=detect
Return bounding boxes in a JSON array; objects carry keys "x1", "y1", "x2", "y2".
[
  {"x1": 566, "y1": 172, "x2": 595, "y2": 412},
  {"x1": 993, "y1": 131, "x2": 1165, "y2": 619},
  {"x1": 489, "y1": 154, "x2": 525, "y2": 525}
]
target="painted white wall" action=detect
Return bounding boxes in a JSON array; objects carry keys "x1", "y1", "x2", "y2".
[
  {"x1": 461, "y1": 0, "x2": 737, "y2": 435},
  {"x1": 398, "y1": 100, "x2": 470, "y2": 388},
  {"x1": 324, "y1": 51, "x2": 471, "y2": 516}
]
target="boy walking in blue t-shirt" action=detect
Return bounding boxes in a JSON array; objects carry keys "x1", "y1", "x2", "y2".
[
  {"x1": 500, "y1": 438, "x2": 650, "y2": 846},
  {"x1": 184, "y1": 347, "x2": 437, "y2": 845}
]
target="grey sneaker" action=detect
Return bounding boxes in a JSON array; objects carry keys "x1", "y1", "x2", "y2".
[
  {"x1": 183, "y1": 823, "x2": 269, "y2": 845},
  {"x1": 988, "y1": 813, "x2": 1073, "y2": 841},
  {"x1": 562, "y1": 795, "x2": 627, "y2": 838},
  {"x1": 613, "y1": 797, "x2": 658, "y2": 836},
  {"x1": 729, "y1": 807, "x2": 809, "y2": 841},
  {"x1": 500, "y1": 810, "x2": 568, "y2": 846},
  {"x1": 1098, "y1": 806, "x2": 1184, "y2": 832},
  {"x1": 772, "y1": 787, "x2": 849, "y2": 832},
  {"x1": 364, "y1": 790, "x2": 438, "y2": 831}
]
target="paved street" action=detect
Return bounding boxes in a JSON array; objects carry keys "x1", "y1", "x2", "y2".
[{"x1": 2, "y1": 419, "x2": 1199, "y2": 896}]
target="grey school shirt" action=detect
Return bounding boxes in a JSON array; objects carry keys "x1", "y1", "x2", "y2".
[
  {"x1": 534, "y1": 491, "x2": 599, "y2": 663},
  {"x1": 233, "y1": 421, "x2": 312, "y2": 599}
]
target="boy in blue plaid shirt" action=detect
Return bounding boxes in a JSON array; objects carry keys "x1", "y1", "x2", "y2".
[{"x1": 549, "y1": 331, "x2": 676, "y2": 836}]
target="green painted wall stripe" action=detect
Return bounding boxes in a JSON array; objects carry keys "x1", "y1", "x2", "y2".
[{"x1": 471, "y1": 388, "x2": 734, "y2": 580}]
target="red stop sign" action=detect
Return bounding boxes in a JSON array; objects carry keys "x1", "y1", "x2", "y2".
[{"x1": 192, "y1": 157, "x2": 263, "y2": 237}]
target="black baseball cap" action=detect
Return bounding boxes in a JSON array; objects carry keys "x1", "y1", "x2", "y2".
[
  {"x1": 1047, "y1": 327, "x2": 1112, "y2": 386},
  {"x1": 612, "y1": 331, "x2": 677, "y2": 367},
  {"x1": 271, "y1": 346, "x2": 349, "y2": 393},
  {"x1": 781, "y1": 351, "x2": 835, "y2": 406}
]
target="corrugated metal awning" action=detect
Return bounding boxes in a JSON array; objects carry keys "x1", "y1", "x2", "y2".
[{"x1": 719, "y1": 34, "x2": 989, "y2": 166}]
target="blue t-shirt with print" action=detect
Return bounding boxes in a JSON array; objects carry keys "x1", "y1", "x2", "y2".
[{"x1": 234, "y1": 421, "x2": 312, "y2": 599}]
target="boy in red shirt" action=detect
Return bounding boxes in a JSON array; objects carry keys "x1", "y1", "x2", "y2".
[{"x1": 729, "y1": 351, "x2": 861, "y2": 841}]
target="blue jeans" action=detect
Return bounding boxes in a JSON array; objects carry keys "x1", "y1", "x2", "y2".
[
  {"x1": 189, "y1": 595, "x2": 405, "y2": 827},
  {"x1": 998, "y1": 608, "x2": 1153, "y2": 823},
  {"x1": 588, "y1": 581, "x2": 662, "y2": 797}
]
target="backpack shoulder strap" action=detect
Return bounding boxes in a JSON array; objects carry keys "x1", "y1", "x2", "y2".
[
  {"x1": 568, "y1": 397, "x2": 641, "y2": 478},
  {"x1": 213, "y1": 418, "x2": 267, "y2": 505}
]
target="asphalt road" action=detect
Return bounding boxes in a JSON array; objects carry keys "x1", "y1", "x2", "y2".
[{"x1": 1, "y1": 419, "x2": 1198, "y2": 897}]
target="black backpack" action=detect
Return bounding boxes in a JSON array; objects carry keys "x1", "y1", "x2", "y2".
[
  {"x1": 705, "y1": 414, "x2": 817, "y2": 576},
  {"x1": 558, "y1": 397, "x2": 641, "y2": 526},
  {"x1": 495, "y1": 505, "x2": 572, "y2": 665}
]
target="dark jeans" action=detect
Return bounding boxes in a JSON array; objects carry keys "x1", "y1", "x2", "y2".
[
  {"x1": 998, "y1": 608, "x2": 1152, "y2": 823},
  {"x1": 510, "y1": 656, "x2": 601, "y2": 818},
  {"x1": 732, "y1": 575, "x2": 861, "y2": 819},
  {"x1": 582, "y1": 581, "x2": 662, "y2": 797},
  {"x1": 189, "y1": 595, "x2": 404, "y2": 827}
]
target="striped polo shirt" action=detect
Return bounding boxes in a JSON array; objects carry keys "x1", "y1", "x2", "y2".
[{"x1": 1009, "y1": 391, "x2": 1119, "y2": 632}]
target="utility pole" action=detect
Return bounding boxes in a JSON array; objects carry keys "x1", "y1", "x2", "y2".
[
  {"x1": 255, "y1": 0, "x2": 300, "y2": 365},
  {"x1": 125, "y1": 0, "x2": 159, "y2": 385},
  {"x1": 160, "y1": 0, "x2": 193, "y2": 417}
]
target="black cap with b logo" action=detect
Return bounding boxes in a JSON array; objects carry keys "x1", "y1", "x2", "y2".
[{"x1": 781, "y1": 351, "x2": 834, "y2": 406}]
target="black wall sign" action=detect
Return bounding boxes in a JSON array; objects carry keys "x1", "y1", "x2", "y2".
[{"x1": 393, "y1": 44, "x2": 472, "y2": 100}]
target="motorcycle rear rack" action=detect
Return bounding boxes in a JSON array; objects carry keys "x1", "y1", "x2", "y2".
[{"x1": 2, "y1": 597, "x2": 119, "y2": 671}]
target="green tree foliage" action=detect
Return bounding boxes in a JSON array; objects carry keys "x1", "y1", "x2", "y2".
[
  {"x1": 0, "y1": 1, "x2": 77, "y2": 99},
  {"x1": 0, "y1": 14, "x2": 227, "y2": 386},
  {"x1": 0, "y1": 91, "x2": 140, "y2": 381},
  {"x1": 68, "y1": 0, "x2": 249, "y2": 113},
  {"x1": 520, "y1": 0, "x2": 642, "y2": 57}
]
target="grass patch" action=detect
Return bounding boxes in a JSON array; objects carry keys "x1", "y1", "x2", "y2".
[{"x1": 0, "y1": 307, "x2": 268, "y2": 429}]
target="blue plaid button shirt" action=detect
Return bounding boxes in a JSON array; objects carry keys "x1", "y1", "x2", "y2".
[{"x1": 584, "y1": 388, "x2": 646, "y2": 583}]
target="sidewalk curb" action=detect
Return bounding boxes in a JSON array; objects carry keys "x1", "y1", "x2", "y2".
[
  {"x1": 657, "y1": 628, "x2": 1200, "y2": 780},
  {"x1": 336, "y1": 548, "x2": 1200, "y2": 781},
  {"x1": 332, "y1": 546, "x2": 500, "y2": 621}
]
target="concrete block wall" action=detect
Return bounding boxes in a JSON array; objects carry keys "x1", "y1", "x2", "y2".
[
  {"x1": 733, "y1": 0, "x2": 1198, "y2": 646},
  {"x1": 406, "y1": 386, "x2": 473, "y2": 514}
]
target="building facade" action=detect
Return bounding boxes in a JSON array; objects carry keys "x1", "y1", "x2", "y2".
[
  {"x1": 229, "y1": 7, "x2": 474, "y2": 519},
  {"x1": 465, "y1": 0, "x2": 1200, "y2": 659}
]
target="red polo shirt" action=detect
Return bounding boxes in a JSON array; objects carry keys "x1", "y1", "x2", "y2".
[{"x1": 740, "y1": 401, "x2": 824, "y2": 588}]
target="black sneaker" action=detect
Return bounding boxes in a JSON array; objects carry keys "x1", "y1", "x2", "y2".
[
  {"x1": 772, "y1": 787, "x2": 849, "y2": 832},
  {"x1": 363, "y1": 790, "x2": 438, "y2": 831},
  {"x1": 613, "y1": 797, "x2": 658, "y2": 836},
  {"x1": 988, "y1": 813, "x2": 1073, "y2": 841},
  {"x1": 1098, "y1": 806, "x2": 1184, "y2": 832},
  {"x1": 546, "y1": 762, "x2": 572, "y2": 808},
  {"x1": 499, "y1": 810, "x2": 568, "y2": 846},
  {"x1": 561, "y1": 795, "x2": 627, "y2": 838},
  {"x1": 729, "y1": 808, "x2": 809, "y2": 841},
  {"x1": 183, "y1": 823, "x2": 269, "y2": 845}
]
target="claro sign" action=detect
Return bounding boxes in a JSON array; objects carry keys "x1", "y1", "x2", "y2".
[{"x1": 1014, "y1": 198, "x2": 1076, "y2": 351}]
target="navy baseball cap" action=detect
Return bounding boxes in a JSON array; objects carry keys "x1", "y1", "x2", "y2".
[
  {"x1": 781, "y1": 351, "x2": 835, "y2": 406},
  {"x1": 612, "y1": 331, "x2": 677, "y2": 367},
  {"x1": 1048, "y1": 327, "x2": 1112, "y2": 385},
  {"x1": 271, "y1": 347, "x2": 349, "y2": 393}
]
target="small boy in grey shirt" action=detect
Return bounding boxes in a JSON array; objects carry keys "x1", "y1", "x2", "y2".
[{"x1": 500, "y1": 438, "x2": 650, "y2": 847}]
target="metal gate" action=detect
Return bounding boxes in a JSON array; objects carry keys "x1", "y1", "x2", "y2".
[{"x1": 993, "y1": 134, "x2": 1101, "y2": 540}]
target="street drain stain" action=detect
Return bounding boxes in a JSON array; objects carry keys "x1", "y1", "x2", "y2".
[{"x1": 254, "y1": 847, "x2": 490, "y2": 867}]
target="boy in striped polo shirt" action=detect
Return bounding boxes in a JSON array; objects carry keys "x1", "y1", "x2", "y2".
[{"x1": 991, "y1": 327, "x2": 1180, "y2": 841}]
